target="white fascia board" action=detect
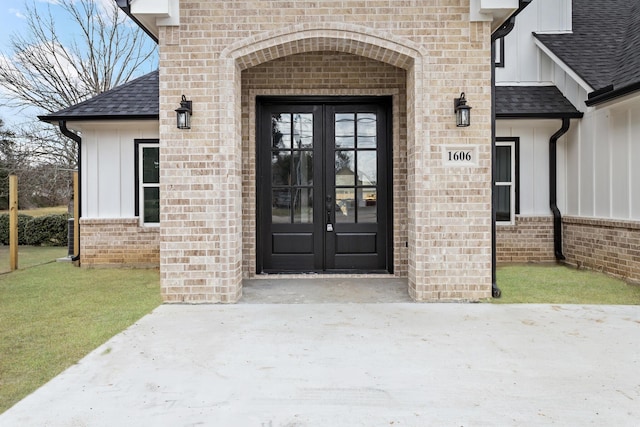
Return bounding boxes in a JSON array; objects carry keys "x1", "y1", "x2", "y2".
[
  {"x1": 533, "y1": 37, "x2": 593, "y2": 93},
  {"x1": 129, "y1": 0, "x2": 179, "y2": 37},
  {"x1": 470, "y1": 0, "x2": 518, "y2": 30}
]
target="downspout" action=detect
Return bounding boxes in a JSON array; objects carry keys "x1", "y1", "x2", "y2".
[
  {"x1": 58, "y1": 121, "x2": 81, "y2": 262},
  {"x1": 550, "y1": 118, "x2": 570, "y2": 261},
  {"x1": 489, "y1": 0, "x2": 533, "y2": 298},
  {"x1": 490, "y1": 18, "x2": 517, "y2": 299}
]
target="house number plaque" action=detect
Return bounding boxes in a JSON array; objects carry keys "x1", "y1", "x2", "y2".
[{"x1": 442, "y1": 145, "x2": 479, "y2": 167}]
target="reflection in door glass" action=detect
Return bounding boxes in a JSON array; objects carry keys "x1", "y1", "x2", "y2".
[
  {"x1": 293, "y1": 188, "x2": 313, "y2": 223},
  {"x1": 357, "y1": 113, "x2": 377, "y2": 148},
  {"x1": 335, "y1": 113, "x2": 355, "y2": 148},
  {"x1": 272, "y1": 189, "x2": 291, "y2": 223},
  {"x1": 272, "y1": 114, "x2": 291, "y2": 149},
  {"x1": 357, "y1": 188, "x2": 377, "y2": 222},
  {"x1": 335, "y1": 188, "x2": 355, "y2": 223},
  {"x1": 357, "y1": 151, "x2": 377, "y2": 186},
  {"x1": 335, "y1": 151, "x2": 355, "y2": 186},
  {"x1": 293, "y1": 114, "x2": 313, "y2": 148},
  {"x1": 293, "y1": 151, "x2": 313, "y2": 186},
  {"x1": 271, "y1": 152, "x2": 291, "y2": 185}
]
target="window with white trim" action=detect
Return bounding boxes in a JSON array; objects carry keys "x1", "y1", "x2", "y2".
[
  {"x1": 136, "y1": 140, "x2": 159, "y2": 226},
  {"x1": 495, "y1": 138, "x2": 518, "y2": 223}
]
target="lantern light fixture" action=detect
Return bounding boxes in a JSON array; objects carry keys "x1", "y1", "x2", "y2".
[
  {"x1": 454, "y1": 92, "x2": 472, "y2": 127},
  {"x1": 175, "y1": 95, "x2": 192, "y2": 129}
]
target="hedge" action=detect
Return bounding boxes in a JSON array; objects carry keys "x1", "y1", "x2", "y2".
[
  {"x1": 0, "y1": 213, "x2": 69, "y2": 246},
  {"x1": 0, "y1": 214, "x2": 32, "y2": 245}
]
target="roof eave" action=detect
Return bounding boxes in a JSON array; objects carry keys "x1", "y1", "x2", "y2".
[
  {"x1": 497, "y1": 112, "x2": 584, "y2": 119},
  {"x1": 38, "y1": 114, "x2": 159, "y2": 123},
  {"x1": 585, "y1": 81, "x2": 640, "y2": 106}
]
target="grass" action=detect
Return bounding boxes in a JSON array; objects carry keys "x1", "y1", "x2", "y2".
[
  {"x1": 0, "y1": 262, "x2": 161, "y2": 414},
  {"x1": 0, "y1": 246, "x2": 68, "y2": 273},
  {"x1": 495, "y1": 264, "x2": 640, "y2": 304}
]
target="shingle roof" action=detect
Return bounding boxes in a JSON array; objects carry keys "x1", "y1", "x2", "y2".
[
  {"x1": 533, "y1": 0, "x2": 640, "y2": 103},
  {"x1": 495, "y1": 86, "x2": 583, "y2": 118},
  {"x1": 39, "y1": 71, "x2": 159, "y2": 122}
]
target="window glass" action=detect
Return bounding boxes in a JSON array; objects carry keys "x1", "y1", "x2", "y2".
[
  {"x1": 142, "y1": 147, "x2": 159, "y2": 184},
  {"x1": 143, "y1": 187, "x2": 160, "y2": 223},
  {"x1": 138, "y1": 143, "x2": 160, "y2": 225},
  {"x1": 496, "y1": 145, "x2": 511, "y2": 182},
  {"x1": 495, "y1": 140, "x2": 516, "y2": 223},
  {"x1": 335, "y1": 113, "x2": 355, "y2": 148}
]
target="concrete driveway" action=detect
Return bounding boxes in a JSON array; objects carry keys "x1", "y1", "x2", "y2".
[{"x1": 1, "y1": 302, "x2": 639, "y2": 426}]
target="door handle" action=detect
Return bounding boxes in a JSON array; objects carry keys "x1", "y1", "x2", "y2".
[{"x1": 325, "y1": 195, "x2": 333, "y2": 231}]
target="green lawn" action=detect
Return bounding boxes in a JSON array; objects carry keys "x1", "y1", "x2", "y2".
[
  {"x1": 495, "y1": 264, "x2": 640, "y2": 304},
  {"x1": 0, "y1": 262, "x2": 161, "y2": 414},
  {"x1": 0, "y1": 246, "x2": 68, "y2": 273}
]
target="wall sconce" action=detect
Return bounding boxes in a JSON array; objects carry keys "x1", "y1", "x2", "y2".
[
  {"x1": 175, "y1": 95, "x2": 192, "y2": 129},
  {"x1": 454, "y1": 92, "x2": 472, "y2": 127}
]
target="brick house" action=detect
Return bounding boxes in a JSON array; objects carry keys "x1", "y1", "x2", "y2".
[{"x1": 40, "y1": 0, "x2": 640, "y2": 302}]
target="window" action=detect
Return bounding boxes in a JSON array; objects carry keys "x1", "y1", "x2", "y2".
[
  {"x1": 494, "y1": 37, "x2": 505, "y2": 68},
  {"x1": 495, "y1": 138, "x2": 519, "y2": 223},
  {"x1": 135, "y1": 140, "x2": 159, "y2": 226}
]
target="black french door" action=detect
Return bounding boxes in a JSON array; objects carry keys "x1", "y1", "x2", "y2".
[{"x1": 257, "y1": 97, "x2": 391, "y2": 273}]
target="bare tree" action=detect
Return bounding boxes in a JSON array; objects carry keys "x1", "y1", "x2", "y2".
[
  {"x1": 0, "y1": 0, "x2": 157, "y2": 114},
  {"x1": 0, "y1": 0, "x2": 156, "y2": 208}
]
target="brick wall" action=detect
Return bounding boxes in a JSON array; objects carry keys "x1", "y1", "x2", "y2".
[
  {"x1": 158, "y1": 0, "x2": 493, "y2": 302},
  {"x1": 496, "y1": 216, "x2": 555, "y2": 263},
  {"x1": 563, "y1": 216, "x2": 640, "y2": 283},
  {"x1": 80, "y1": 218, "x2": 159, "y2": 267}
]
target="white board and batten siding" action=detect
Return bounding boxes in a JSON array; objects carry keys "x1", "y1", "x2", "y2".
[
  {"x1": 68, "y1": 121, "x2": 159, "y2": 219},
  {"x1": 563, "y1": 95, "x2": 640, "y2": 221},
  {"x1": 496, "y1": 119, "x2": 564, "y2": 216},
  {"x1": 496, "y1": 0, "x2": 572, "y2": 86}
]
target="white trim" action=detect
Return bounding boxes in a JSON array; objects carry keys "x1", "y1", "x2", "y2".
[{"x1": 533, "y1": 37, "x2": 593, "y2": 93}]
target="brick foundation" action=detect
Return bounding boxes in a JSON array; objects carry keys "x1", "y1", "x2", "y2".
[
  {"x1": 496, "y1": 216, "x2": 555, "y2": 263},
  {"x1": 80, "y1": 218, "x2": 159, "y2": 268},
  {"x1": 563, "y1": 216, "x2": 640, "y2": 283}
]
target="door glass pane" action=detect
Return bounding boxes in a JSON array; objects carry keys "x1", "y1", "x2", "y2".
[
  {"x1": 357, "y1": 188, "x2": 377, "y2": 223},
  {"x1": 335, "y1": 151, "x2": 355, "y2": 186},
  {"x1": 293, "y1": 188, "x2": 313, "y2": 223},
  {"x1": 357, "y1": 113, "x2": 377, "y2": 148},
  {"x1": 271, "y1": 152, "x2": 291, "y2": 185},
  {"x1": 357, "y1": 151, "x2": 377, "y2": 186},
  {"x1": 272, "y1": 113, "x2": 291, "y2": 149},
  {"x1": 335, "y1": 113, "x2": 355, "y2": 148},
  {"x1": 496, "y1": 146, "x2": 511, "y2": 182},
  {"x1": 496, "y1": 185, "x2": 511, "y2": 221},
  {"x1": 142, "y1": 147, "x2": 159, "y2": 184},
  {"x1": 293, "y1": 113, "x2": 313, "y2": 149},
  {"x1": 335, "y1": 188, "x2": 355, "y2": 223},
  {"x1": 293, "y1": 151, "x2": 313, "y2": 186},
  {"x1": 272, "y1": 189, "x2": 291, "y2": 223},
  {"x1": 143, "y1": 187, "x2": 160, "y2": 223}
]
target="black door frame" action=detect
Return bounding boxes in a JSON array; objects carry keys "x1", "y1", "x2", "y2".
[{"x1": 256, "y1": 95, "x2": 394, "y2": 274}]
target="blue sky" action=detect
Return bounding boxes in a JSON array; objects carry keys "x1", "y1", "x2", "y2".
[
  {"x1": 0, "y1": 0, "x2": 157, "y2": 129},
  {"x1": 0, "y1": 1, "x2": 81, "y2": 128}
]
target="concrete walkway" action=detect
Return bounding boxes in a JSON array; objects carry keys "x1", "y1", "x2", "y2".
[{"x1": 1, "y1": 301, "x2": 639, "y2": 426}]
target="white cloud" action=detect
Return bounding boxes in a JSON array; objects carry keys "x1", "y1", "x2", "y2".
[{"x1": 9, "y1": 8, "x2": 26, "y2": 19}]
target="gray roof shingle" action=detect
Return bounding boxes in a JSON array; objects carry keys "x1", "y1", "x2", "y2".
[
  {"x1": 534, "y1": 0, "x2": 640, "y2": 100},
  {"x1": 39, "y1": 70, "x2": 159, "y2": 122},
  {"x1": 495, "y1": 86, "x2": 583, "y2": 118}
]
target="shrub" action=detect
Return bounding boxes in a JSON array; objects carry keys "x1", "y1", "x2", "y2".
[
  {"x1": 0, "y1": 213, "x2": 33, "y2": 245},
  {"x1": 23, "y1": 214, "x2": 69, "y2": 246}
]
